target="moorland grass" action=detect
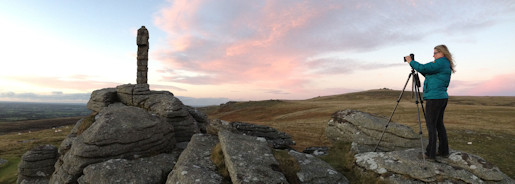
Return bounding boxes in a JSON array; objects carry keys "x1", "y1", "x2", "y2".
[
  {"x1": 0, "y1": 126, "x2": 72, "y2": 184},
  {"x1": 204, "y1": 89, "x2": 515, "y2": 179}
]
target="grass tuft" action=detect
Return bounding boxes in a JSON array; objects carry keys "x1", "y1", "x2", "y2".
[
  {"x1": 320, "y1": 142, "x2": 389, "y2": 183},
  {"x1": 210, "y1": 143, "x2": 231, "y2": 182},
  {"x1": 76, "y1": 113, "x2": 96, "y2": 135},
  {"x1": 272, "y1": 149, "x2": 301, "y2": 184}
]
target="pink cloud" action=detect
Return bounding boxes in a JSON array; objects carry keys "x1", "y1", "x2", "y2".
[
  {"x1": 152, "y1": 0, "x2": 513, "y2": 97},
  {"x1": 153, "y1": 0, "x2": 347, "y2": 90},
  {"x1": 468, "y1": 73, "x2": 515, "y2": 96},
  {"x1": 449, "y1": 73, "x2": 515, "y2": 96}
]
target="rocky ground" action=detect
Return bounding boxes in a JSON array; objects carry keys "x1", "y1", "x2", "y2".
[
  {"x1": 17, "y1": 84, "x2": 349, "y2": 184},
  {"x1": 326, "y1": 109, "x2": 514, "y2": 183}
]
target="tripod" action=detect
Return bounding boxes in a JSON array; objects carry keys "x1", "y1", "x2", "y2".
[{"x1": 374, "y1": 68, "x2": 427, "y2": 162}]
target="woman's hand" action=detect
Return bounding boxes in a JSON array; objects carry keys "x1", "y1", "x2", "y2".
[{"x1": 404, "y1": 56, "x2": 412, "y2": 63}]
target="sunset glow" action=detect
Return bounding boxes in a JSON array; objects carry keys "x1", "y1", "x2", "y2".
[{"x1": 1, "y1": 1, "x2": 514, "y2": 104}]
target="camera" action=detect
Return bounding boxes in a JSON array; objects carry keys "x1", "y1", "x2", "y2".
[{"x1": 404, "y1": 54, "x2": 415, "y2": 62}]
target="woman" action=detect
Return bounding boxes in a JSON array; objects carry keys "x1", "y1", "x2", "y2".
[{"x1": 405, "y1": 44, "x2": 456, "y2": 160}]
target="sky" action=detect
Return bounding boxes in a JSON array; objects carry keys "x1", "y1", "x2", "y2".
[{"x1": 1, "y1": 0, "x2": 514, "y2": 105}]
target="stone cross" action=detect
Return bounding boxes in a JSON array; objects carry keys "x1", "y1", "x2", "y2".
[{"x1": 137, "y1": 26, "x2": 149, "y2": 84}]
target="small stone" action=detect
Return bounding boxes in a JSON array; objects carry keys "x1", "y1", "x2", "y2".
[{"x1": 256, "y1": 137, "x2": 266, "y2": 142}]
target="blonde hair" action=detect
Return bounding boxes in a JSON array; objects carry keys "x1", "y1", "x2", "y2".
[{"x1": 435, "y1": 44, "x2": 456, "y2": 73}]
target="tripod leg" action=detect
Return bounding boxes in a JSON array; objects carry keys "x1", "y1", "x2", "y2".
[
  {"x1": 374, "y1": 73, "x2": 412, "y2": 152},
  {"x1": 414, "y1": 73, "x2": 426, "y2": 119},
  {"x1": 418, "y1": 90, "x2": 426, "y2": 119},
  {"x1": 414, "y1": 78, "x2": 426, "y2": 163}
]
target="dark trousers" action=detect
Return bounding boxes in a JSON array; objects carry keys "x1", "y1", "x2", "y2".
[{"x1": 425, "y1": 99, "x2": 449, "y2": 158}]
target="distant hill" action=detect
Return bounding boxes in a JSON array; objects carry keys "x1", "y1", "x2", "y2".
[{"x1": 202, "y1": 89, "x2": 515, "y2": 125}]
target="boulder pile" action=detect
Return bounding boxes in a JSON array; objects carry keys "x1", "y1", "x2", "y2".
[
  {"x1": 167, "y1": 120, "x2": 349, "y2": 184},
  {"x1": 18, "y1": 85, "x2": 349, "y2": 183},
  {"x1": 25, "y1": 83, "x2": 204, "y2": 184}
]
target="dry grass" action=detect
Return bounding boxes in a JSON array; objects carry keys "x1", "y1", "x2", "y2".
[
  {"x1": 210, "y1": 143, "x2": 231, "y2": 183},
  {"x1": 76, "y1": 113, "x2": 96, "y2": 135},
  {"x1": 272, "y1": 149, "x2": 301, "y2": 184},
  {"x1": 203, "y1": 89, "x2": 515, "y2": 179}
]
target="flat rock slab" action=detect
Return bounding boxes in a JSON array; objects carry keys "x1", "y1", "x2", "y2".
[
  {"x1": 326, "y1": 109, "x2": 420, "y2": 152},
  {"x1": 218, "y1": 130, "x2": 288, "y2": 184},
  {"x1": 78, "y1": 153, "x2": 176, "y2": 184},
  {"x1": 288, "y1": 150, "x2": 349, "y2": 184},
  {"x1": 209, "y1": 119, "x2": 295, "y2": 149},
  {"x1": 166, "y1": 134, "x2": 223, "y2": 184},
  {"x1": 355, "y1": 149, "x2": 514, "y2": 183}
]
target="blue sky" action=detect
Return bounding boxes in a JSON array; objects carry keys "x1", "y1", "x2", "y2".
[{"x1": 1, "y1": 0, "x2": 514, "y2": 105}]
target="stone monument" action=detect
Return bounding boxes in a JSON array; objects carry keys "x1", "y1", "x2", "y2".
[{"x1": 137, "y1": 26, "x2": 149, "y2": 84}]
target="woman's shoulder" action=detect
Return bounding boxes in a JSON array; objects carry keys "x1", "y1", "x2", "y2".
[
  {"x1": 436, "y1": 57, "x2": 450, "y2": 62},
  {"x1": 436, "y1": 57, "x2": 451, "y2": 66}
]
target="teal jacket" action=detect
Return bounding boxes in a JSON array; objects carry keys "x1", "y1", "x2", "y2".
[{"x1": 409, "y1": 57, "x2": 452, "y2": 100}]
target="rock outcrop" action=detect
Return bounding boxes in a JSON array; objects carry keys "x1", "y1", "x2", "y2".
[
  {"x1": 209, "y1": 119, "x2": 295, "y2": 149},
  {"x1": 21, "y1": 25, "x2": 206, "y2": 184},
  {"x1": 326, "y1": 109, "x2": 421, "y2": 153},
  {"x1": 88, "y1": 85, "x2": 201, "y2": 143},
  {"x1": 17, "y1": 145, "x2": 58, "y2": 184},
  {"x1": 165, "y1": 120, "x2": 348, "y2": 184},
  {"x1": 50, "y1": 103, "x2": 176, "y2": 183},
  {"x1": 355, "y1": 149, "x2": 514, "y2": 183}
]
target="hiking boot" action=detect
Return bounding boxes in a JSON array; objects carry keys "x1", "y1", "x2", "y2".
[
  {"x1": 418, "y1": 152, "x2": 436, "y2": 161},
  {"x1": 436, "y1": 152, "x2": 449, "y2": 158}
]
